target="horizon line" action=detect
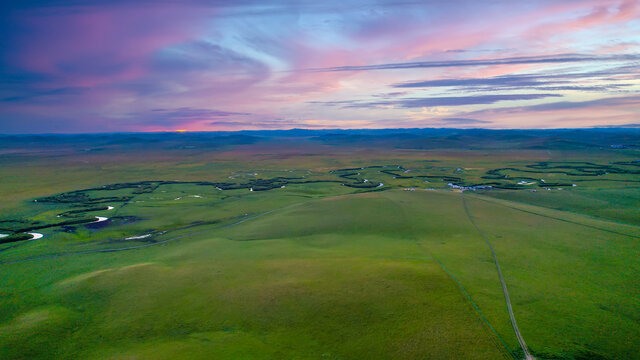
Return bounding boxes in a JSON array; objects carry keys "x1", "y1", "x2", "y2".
[{"x1": 2, "y1": 126, "x2": 640, "y2": 136}]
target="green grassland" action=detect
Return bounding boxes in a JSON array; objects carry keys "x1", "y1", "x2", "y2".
[{"x1": 1, "y1": 133, "x2": 639, "y2": 359}]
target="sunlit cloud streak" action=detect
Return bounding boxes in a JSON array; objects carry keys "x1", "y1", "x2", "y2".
[
  {"x1": 442, "y1": 94, "x2": 640, "y2": 128},
  {"x1": 318, "y1": 94, "x2": 563, "y2": 109},
  {"x1": 392, "y1": 66, "x2": 640, "y2": 89},
  {"x1": 504, "y1": 94, "x2": 640, "y2": 112},
  {"x1": 131, "y1": 108, "x2": 252, "y2": 127},
  {"x1": 305, "y1": 54, "x2": 640, "y2": 73},
  {"x1": 436, "y1": 118, "x2": 491, "y2": 125}
]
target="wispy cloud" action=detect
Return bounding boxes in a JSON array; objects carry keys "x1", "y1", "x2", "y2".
[
  {"x1": 1, "y1": 0, "x2": 639, "y2": 132},
  {"x1": 437, "y1": 117, "x2": 491, "y2": 124},
  {"x1": 208, "y1": 119, "x2": 330, "y2": 129},
  {"x1": 1, "y1": 87, "x2": 87, "y2": 103},
  {"x1": 440, "y1": 94, "x2": 640, "y2": 128},
  {"x1": 509, "y1": 94, "x2": 640, "y2": 112},
  {"x1": 392, "y1": 66, "x2": 639, "y2": 93},
  {"x1": 305, "y1": 54, "x2": 640, "y2": 73},
  {"x1": 129, "y1": 107, "x2": 251, "y2": 127},
  {"x1": 320, "y1": 93, "x2": 563, "y2": 109}
]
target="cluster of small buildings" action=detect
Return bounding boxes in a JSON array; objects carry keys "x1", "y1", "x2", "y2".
[{"x1": 447, "y1": 183, "x2": 492, "y2": 191}]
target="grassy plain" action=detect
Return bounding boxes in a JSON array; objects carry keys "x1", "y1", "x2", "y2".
[{"x1": 0, "y1": 131, "x2": 639, "y2": 359}]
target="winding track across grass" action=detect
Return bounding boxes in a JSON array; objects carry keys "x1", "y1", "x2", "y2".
[{"x1": 462, "y1": 192, "x2": 534, "y2": 360}]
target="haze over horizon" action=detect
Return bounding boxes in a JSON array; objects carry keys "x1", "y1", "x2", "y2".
[{"x1": 1, "y1": 0, "x2": 639, "y2": 133}]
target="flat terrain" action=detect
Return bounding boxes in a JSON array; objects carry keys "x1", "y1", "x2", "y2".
[{"x1": 1, "y1": 130, "x2": 638, "y2": 359}]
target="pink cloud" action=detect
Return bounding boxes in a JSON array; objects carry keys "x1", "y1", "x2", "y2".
[
  {"x1": 449, "y1": 95, "x2": 640, "y2": 128},
  {"x1": 519, "y1": 0, "x2": 639, "y2": 48},
  {"x1": 2, "y1": 1, "x2": 638, "y2": 133}
]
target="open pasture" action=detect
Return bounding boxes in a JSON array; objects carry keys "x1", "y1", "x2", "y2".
[{"x1": 1, "y1": 132, "x2": 639, "y2": 359}]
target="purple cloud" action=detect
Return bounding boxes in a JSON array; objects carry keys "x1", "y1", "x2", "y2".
[
  {"x1": 336, "y1": 93, "x2": 563, "y2": 109},
  {"x1": 1, "y1": 1, "x2": 639, "y2": 132},
  {"x1": 306, "y1": 54, "x2": 640, "y2": 73},
  {"x1": 392, "y1": 66, "x2": 639, "y2": 93},
  {"x1": 510, "y1": 94, "x2": 640, "y2": 112},
  {"x1": 131, "y1": 107, "x2": 251, "y2": 127},
  {"x1": 438, "y1": 118, "x2": 491, "y2": 124},
  {"x1": 208, "y1": 119, "x2": 330, "y2": 129}
]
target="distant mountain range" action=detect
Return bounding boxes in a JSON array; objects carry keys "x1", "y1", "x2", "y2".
[{"x1": 1, "y1": 128, "x2": 638, "y2": 152}]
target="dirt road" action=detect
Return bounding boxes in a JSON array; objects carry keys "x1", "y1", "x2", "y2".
[{"x1": 462, "y1": 192, "x2": 534, "y2": 360}]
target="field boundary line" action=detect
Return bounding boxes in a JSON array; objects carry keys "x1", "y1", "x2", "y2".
[
  {"x1": 433, "y1": 256, "x2": 516, "y2": 360},
  {"x1": 389, "y1": 192, "x2": 515, "y2": 359},
  {"x1": 468, "y1": 194, "x2": 640, "y2": 239}
]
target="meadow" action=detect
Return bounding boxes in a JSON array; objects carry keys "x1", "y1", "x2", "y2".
[{"x1": 1, "y1": 130, "x2": 638, "y2": 359}]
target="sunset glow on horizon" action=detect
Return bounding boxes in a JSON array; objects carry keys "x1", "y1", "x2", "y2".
[{"x1": 1, "y1": 0, "x2": 639, "y2": 133}]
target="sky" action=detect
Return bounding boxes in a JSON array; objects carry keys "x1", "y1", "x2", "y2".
[{"x1": 0, "y1": 0, "x2": 639, "y2": 133}]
